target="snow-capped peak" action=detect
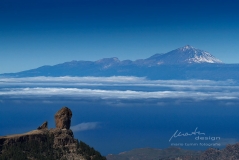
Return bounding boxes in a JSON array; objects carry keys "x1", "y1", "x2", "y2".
[
  {"x1": 143, "y1": 45, "x2": 223, "y2": 65},
  {"x1": 180, "y1": 45, "x2": 195, "y2": 51},
  {"x1": 175, "y1": 45, "x2": 223, "y2": 64}
]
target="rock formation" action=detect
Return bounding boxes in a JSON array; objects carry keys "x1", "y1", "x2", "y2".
[
  {"x1": 37, "y1": 121, "x2": 48, "y2": 130},
  {"x1": 0, "y1": 107, "x2": 106, "y2": 160},
  {"x1": 55, "y1": 107, "x2": 72, "y2": 129}
]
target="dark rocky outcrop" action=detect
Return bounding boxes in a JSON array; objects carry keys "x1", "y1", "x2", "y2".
[
  {"x1": 37, "y1": 121, "x2": 48, "y2": 130},
  {"x1": 0, "y1": 107, "x2": 106, "y2": 160},
  {"x1": 55, "y1": 107, "x2": 72, "y2": 129}
]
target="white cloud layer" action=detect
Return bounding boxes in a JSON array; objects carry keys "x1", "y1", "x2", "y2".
[
  {"x1": 0, "y1": 76, "x2": 238, "y2": 100},
  {"x1": 0, "y1": 76, "x2": 237, "y2": 88},
  {"x1": 71, "y1": 122, "x2": 100, "y2": 132},
  {"x1": 0, "y1": 87, "x2": 238, "y2": 100}
]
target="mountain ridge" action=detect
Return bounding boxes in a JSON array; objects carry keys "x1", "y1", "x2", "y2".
[
  {"x1": 1, "y1": 45, "x2": 239, "y2": 80},
  {"x1": 60, "y1": 45, "x2": 223, "y2": 67},
  {"x1": 3, "y1": 45, "x2": 223, "y2": 72}
]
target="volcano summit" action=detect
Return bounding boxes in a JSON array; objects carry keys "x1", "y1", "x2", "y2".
[{"x1": 144, "y1": 45, "x2": 223, "y2": 65}]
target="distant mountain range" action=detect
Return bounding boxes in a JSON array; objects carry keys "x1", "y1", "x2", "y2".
[
  {"x1": 106, "y1": 147, "x2": 202, "y2": 160},
  {"x1": 107, "y1": 143, "x2": 239, "y2": 160},
  {"x1": 1, "y1": 45, "x2": 239, "y2": 80}
]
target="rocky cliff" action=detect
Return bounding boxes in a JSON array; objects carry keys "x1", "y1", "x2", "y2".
[{"x1": 0, "y1": 107, "x2": 106, "y2": 160}]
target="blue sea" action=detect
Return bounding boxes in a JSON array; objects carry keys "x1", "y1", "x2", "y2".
[{"x1": 0, "y1": 76, "x2": 239, "y2": 155}]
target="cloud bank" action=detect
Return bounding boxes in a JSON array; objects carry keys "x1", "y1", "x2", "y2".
[
  {"x1": 0, "y1": 76, "x2": 238, "y2": 100},
  {"x1": 71, "y1": 122, "x2": 100, "y2": 132}
]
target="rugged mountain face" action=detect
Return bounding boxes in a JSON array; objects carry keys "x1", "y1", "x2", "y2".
[{"x1": 0, "y1": 107, "x2": 106, "y2": 160}]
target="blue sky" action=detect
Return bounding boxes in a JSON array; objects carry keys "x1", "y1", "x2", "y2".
[{"x1": 1, "y1": 0, "x2": 239, "y2": 73}]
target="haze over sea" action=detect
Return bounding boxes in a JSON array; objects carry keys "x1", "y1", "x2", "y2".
[{"x1": 1, "y1": 76, "x2": 239, "y2": 155}]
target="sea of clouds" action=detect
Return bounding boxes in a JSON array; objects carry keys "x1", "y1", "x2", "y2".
[{"x1": 0, "y1": 76, "x2": 238, "y2": 100}]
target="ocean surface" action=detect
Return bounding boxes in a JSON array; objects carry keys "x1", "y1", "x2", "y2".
[{"x1": 1, "y1": 76, "x2": 239, "y2": 155}]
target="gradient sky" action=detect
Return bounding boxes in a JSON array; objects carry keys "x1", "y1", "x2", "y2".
[{"x1": 1, "y1": 0, "x2": 239, "y2": 73}]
